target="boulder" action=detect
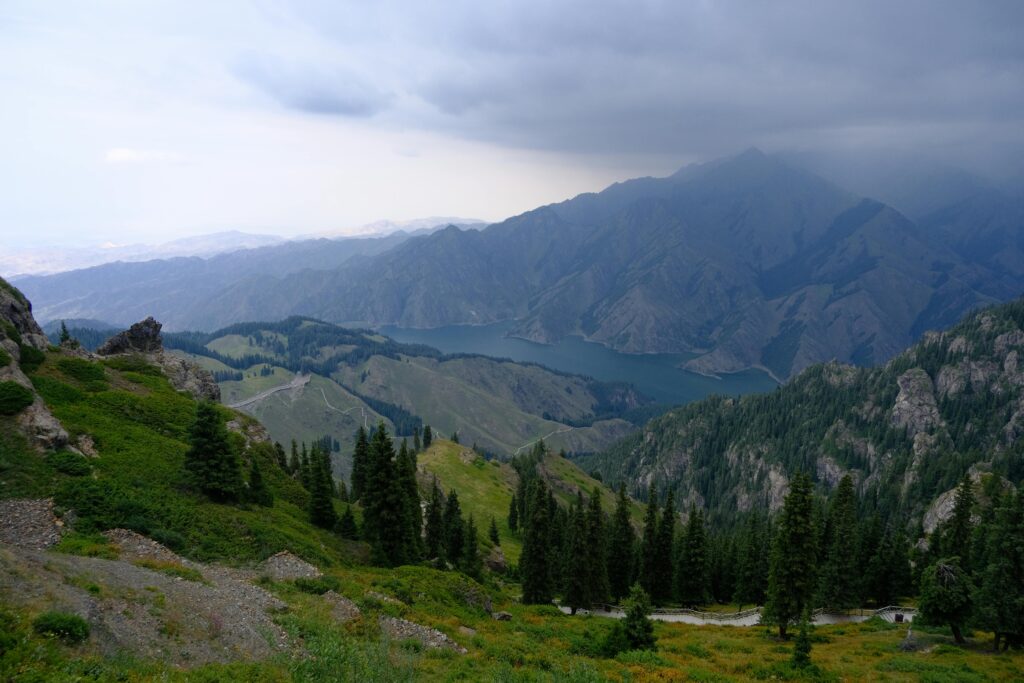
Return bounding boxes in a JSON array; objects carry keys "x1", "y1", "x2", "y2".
[
  {"x1": 493, "y1": 611, "x2": 513, "y2": 621},
  {"x1": 259, "y1": 551, "x2": 322, "y2": 581},
  {"x1": 97, "y1": 317, "x2": 163, "y2": 355},
  {"x1": 378, "y1": 616, "x2": 467, "y2": 654}
]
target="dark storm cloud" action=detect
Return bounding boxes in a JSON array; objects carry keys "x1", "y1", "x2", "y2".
[{"x1": 250, "y1": 1, "x2": 1024, "y2": 165}]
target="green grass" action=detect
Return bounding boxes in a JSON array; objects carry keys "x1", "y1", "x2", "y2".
[
  {"x1": 16, "y1": 348, "x2": 362, "y2": 567},
  {"x1": 419, "y1": 440, "x2": 522, "y2": 562}
]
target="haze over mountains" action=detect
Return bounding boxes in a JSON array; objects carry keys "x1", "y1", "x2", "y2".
[{"x1": 17, "y1": 149, "x2": 1024, "y2": 380}]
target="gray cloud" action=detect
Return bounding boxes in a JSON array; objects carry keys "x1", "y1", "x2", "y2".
[
  {"x1": 261, "y1": 0, "x2": 1024, "y2": 174},
  {"x1": 234, "y1": 53, "x2": 392, "y2": 117}
]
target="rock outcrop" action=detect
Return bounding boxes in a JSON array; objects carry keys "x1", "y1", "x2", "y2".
[
  {"x1": 96, "y1": 317, "x2": 220, "y2": 402},
  {"x1": 1, "y1": 278, "x2": 70, "y2": 451},
  {"x1": 96, "y1": 317, "x2": 164, "y2": 355},
  {"x1": 891, "y1": 369, "x2": 944, "y2": 437},
  {"x1": 0, "y1": 279, "x2": 48, "y2": 350}
]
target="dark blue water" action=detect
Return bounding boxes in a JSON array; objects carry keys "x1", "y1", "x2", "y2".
[{"x1": 380, "y1": 321, "x2": 777, "y2": 406}]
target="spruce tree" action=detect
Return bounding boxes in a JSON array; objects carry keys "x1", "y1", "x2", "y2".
[
  {"x1": 362, "y1": 421, "x2": 408, "y2": 566},
  {"x1": 608, "y1": 483, "x2": 636, "y2": 602},
  {"x1": 308, "y1": 444, "x2": 337, "y2": 529},
  {"x1": 817, "y1": 474, "x2": 859, "y2": 609},
  {"x1": 288, "y1": 440, "x2": 300, "y2": 475},
  {"x1": 639, "y1": 484, "x2": 660, "y2": 598},
  {"x1": 791, "y1": 614, "x2": 813, "y2": 669},
  {"x1": 764, "y1": 473, "x2": 817, "y2": 638},
  {"x1": 972, "y1": 487, "x2": 1024, "y2": 651},
  {"x1": 397, "y1": 440, "x2": 423, "y2": 560},
  {"x1": 941, "y1": 475, "x2": 975, "y2": 568},
  {"x1": 622, "y1": 584, "x2": 657, "y2": 650},
  {"x1": 564, "y1": 498, "x2": 589, "y2": 614},
  {"x1": 508, "y1": 494, "x2": 519, "y2": 533},
  {"x1": 350, "y1": 426, "x2": 369, "y2": 502},
  {"x1": 585, "y1": 487, "x2": 611, "y2": 605},
  {"x1": 425, "y1": 479, "x2": 445, "y2": 560},
  {"x1": 677, "y1": 504, "x2": 709, "y2": 607},
  {"x1": 413, "y1": 426, "x2": 421, "y2": 452},
  {"x1": 184, "y1": 401, "x2": 242, "y2": 502},
  {"x1": 521, "y1": 479, "x2": 553, "y2": 604},
  {"x1": 338, "y1": 504, "x2": 359, "y2": 540},
  {"x1": 247, "y1": 456, "x2": 273, "y2": 507},
  {"x1": 422, "y1": 425, "x2": 433, "y2": 449},
  {"x1": 489, "y1": 516, "x2": 501, "y2": 546},
  {"x1": 461, "y1": 515, "x2": 482, "y2": 580},
  {"x1": 734, "y1": 513, "x2": 767, "y2": 608},
  {"x1": 919, "y1": 557, "x2": 973, "y2": 643},
  {"x1": 443, "y1": 489, "x2": 465, "y2": 567},
  {"x1": 451, "y1": 430, "x2": 459, "y2": 444},
  {"x1": 273, "y1": 442, "x2": 287, "y2": 470},
  {"x1": 299, "y1": 443, "x2": 312, "y2": 490},
  {"x1": 652, "y1": 490, "x2": 676, "y2": 605},
  {"x1": 59, "y1": 321, "x2": 70, "y2": 345}
]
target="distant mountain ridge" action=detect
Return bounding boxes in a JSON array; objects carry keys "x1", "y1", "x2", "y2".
[{"x1": 18, "y1": 150, "x2": 1024, "y2": 379}]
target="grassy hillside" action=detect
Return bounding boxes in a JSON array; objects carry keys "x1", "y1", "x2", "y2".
[
  {"x1": 2, "y1": 349, "x2": 360, "y2": 567},
  {"x1": 163, "y1": 316, "x2": 649, "y2": 460},
  {"x1": 335, "y1": 354, "x2": 636, "y2": 455},
  {"x1": 418, "y1": 440, "x2": 648, "y2": 565}
]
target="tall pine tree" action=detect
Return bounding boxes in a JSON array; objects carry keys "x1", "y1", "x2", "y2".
[
  {"x1": 361, "y1": 422, "x2": 409, "y2": 566},
  {"x1": 608, "y1": 484, "x2": 636, "y2": 602},
  {"x1": 652, "y1": 490, "x2": 676, "y2": 605},
  {"x1": 184, "y1": 401, "x2": 242, "y2": 502},
  {"x1": 350, "y1": 426, "x2": 369, "y2": 502},
  {"x1": 817, "y1": 475, "x2": 859, "y2": 609},
  {"x1": 677, "y1": 504, "x2": 709, "y2": 607},
  {"x1": 424, "y1": 479, "x2": 445, "y2": 560},
  {"x1": 443, "y1": 489, "x2": 465, "y2": 567},
  {"x1": 586, "y1": 487, "x2": 611, "y2": 605},
  {"x1": 764, "y1": 473, "x2": 817, "y2": 638},
  {"x1": 521, "y1": 479, "x2": 553, "y2": 604},
  {"x1": 638, "y1": 484, "x2": 660, "y2": 598}
]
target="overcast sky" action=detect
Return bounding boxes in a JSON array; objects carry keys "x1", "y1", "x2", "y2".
[{"x1": 2, "y1": 1, "x2": 1023, "y2": 248}]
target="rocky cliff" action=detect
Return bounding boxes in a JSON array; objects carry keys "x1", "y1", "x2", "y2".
[
  {"x1": 0, "y1": 279, "x2": 219, "y2": 455},
  {"x1": 0, "y1": 279, "x2": 69, "y2": 451}
]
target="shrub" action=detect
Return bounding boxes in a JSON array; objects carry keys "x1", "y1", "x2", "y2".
[
  {"x1": 1, "y1": 320, "x2": 21, "y2": 345},
  {"x1": 32, "y1": 611, "x2": 90, "y2": 644},
  {"x1": 103, "y1": 355, "x2": 163, "y2": 376},
  {"x1": 0, "y1": 610, "x2": 19, "y2": 656},
  {"x1": 0, "y1": 381, "x2": 34, "y2": 415},
  {"x1": 18, "y1": 345, "x2": 45, "y2": 373},
  {"x1": 54, "y1": 532, "x2": 120, "y2": 560},
  {"x1": 294, "y1": 576, "x2": 342, "y2": 595},
  {"x1": 57, "y1": 358, "x2": 107, "y2": 384},
  {"x1": 30, "y1": 375, "x2": 85, "y2": 405},
  {"x1": 48, "y1": 451, "x2": 91, "y2": 476},
  {"x1": 0, "y1": 347, "x2": 10, "y2": 367},
  {"x1": 150, "y1": 527, "x2": 186, "y2": 551}
]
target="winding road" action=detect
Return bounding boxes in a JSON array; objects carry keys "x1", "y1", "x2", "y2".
[{"x1": 227, "y1": 373, "x2": 310, "y2": 409}]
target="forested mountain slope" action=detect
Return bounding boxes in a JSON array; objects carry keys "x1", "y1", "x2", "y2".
[{"x1": 581, "y1": 298, "x2": 1024, "y2": 526}]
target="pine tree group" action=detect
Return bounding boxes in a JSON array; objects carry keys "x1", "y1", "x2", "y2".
[{"x1": 183, "y1": 401, "x2": 243, "y2": 502}]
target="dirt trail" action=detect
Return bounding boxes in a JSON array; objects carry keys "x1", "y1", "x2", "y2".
[{"x1": 228, "y1": 373, "x2": 310, "y2": 409}]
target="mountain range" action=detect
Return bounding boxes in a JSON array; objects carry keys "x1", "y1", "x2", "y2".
[{"x1": 17, "y1": 149, "x2": 1024, "y2": 380}]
